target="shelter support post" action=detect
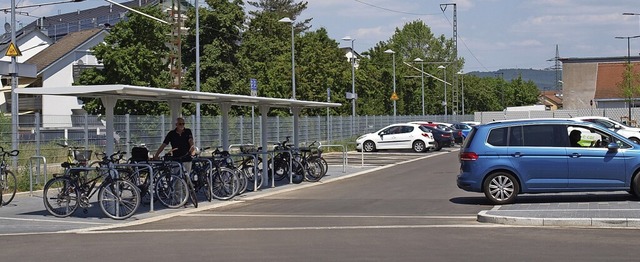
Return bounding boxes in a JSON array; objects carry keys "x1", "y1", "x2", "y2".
[
  {"x1": 220, "y1": 102, "x2": 231, "y2": 150},
  {"x1": 100, "y1": 96, "x2": 118, "y2": 155},
  {"x1": 259, "y1": 105, "x2": 270, "y2": 187},
  {"x1": 292, "y1": 107, "x2": 301, "y2": 147},
  {"x1": 168, "y1": 99, "x2": 182, "y2": 123}
]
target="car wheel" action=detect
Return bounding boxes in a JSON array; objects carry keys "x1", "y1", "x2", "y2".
[
  {"x1": 631, "y1": 173, "x2": 640, "y2": 198},
  {"x1": 363, "y1": 140, "x2": 376, "y2": 152},
  {"x1": 433, "y1": 141, "x2": 442, "y2": 151},
  {"x1": 631, "y1": 137, "x2": 640, "y2": 144},
  {"x1": 412, "y1": 140, "x2": 426, "y2": 153},
  {"x1": 483, "y1": 172, "x2": 519, "y2": 205}
]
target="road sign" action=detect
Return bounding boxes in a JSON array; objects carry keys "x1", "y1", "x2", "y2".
[
  {"x1": 5, "y1": 42, "x2": 21, "y2": 57},
  {"x1": 390, "y1": 92, "x2": 399, "y2": 101},
  {"x1": 250, "y1": 78, "x2": 257, "y2": 97}
]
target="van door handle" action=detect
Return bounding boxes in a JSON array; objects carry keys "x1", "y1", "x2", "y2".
[
  {"x1": 513, "y1": 152, "x2": 522, "y2": 158},
  {"x1": 570, "y1": 153, "x2": 581, "y2": 158}
]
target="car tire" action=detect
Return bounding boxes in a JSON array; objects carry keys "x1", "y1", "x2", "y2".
[
  {"x1": 412, "y1": 140, "x2": 426, "y2": 153},
  {"x1": 483, "y1": 172, "x2": 519, "y2": 205},
  {"x1": 363, "y1": 141, "x2": 376, "y2": 152},
  {"x1": 631, "y1": 137, "x2": 640, "y2": 144},
  {"x1": 433, "y1": 141, "x2": 442, "y2": 151},
  {"x1": 631, "y1": 173, "x2": 640, "y2": 198}
]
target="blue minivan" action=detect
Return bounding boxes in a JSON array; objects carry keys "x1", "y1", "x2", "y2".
[{"x1": 457, "y1": 118, "x2": 640, "y2": 204}]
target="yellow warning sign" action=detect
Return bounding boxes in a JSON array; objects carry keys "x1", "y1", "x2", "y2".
[
  {"x1": 5, "y1": 42, "x2": 22, "y2": 57},
  {"x1": 390, "y1": 92, "x2": 399, "y2": 101}
]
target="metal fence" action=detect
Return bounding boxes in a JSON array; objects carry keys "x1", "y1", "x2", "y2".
[{"x1": 5, "y1": 113, "x2": 475, "y2": 163}]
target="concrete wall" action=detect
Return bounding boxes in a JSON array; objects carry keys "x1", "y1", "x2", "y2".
[{"x1": 562, "y1": 62, "x2": 597, "y2": 109}]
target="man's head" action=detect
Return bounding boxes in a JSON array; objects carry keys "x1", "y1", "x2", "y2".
[
  {"x1": 570, "y1": 130, "x2": 581, "y2": 142},
  {"x1": 176, "y1": 117, "x2": 186, "y2": 130}
]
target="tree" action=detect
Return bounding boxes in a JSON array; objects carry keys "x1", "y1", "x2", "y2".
[
  {"x1": 181, "y1": 0, "x2": 245, "y2": 116},
  {"x1": 618, "y1": 63, "x2": 640, "y2": 121},
  {"x1": 78, "y1": 5, "x2": 172, "y2": 115}
]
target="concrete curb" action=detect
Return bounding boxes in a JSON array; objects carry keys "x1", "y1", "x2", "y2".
[{"x1": 477, "y1": 210, "x2": 640, "y2": 228}]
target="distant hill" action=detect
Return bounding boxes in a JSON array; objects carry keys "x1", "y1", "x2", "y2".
[{"x1": 468, "y1": 68, "x2": 561, "y2": 91}]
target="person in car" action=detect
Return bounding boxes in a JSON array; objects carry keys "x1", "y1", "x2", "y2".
[{"x1": 569, "y1": 130, "x2": 582, "y2": 147}]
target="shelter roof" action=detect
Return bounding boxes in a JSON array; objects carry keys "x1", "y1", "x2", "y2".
[{"x1": 14, "y1": 84, "x2": 342, "y2": 109}]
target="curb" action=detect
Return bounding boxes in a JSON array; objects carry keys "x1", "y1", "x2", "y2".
[{"x1": 477, "y1": 210, "x2": 640, "y2": 228}]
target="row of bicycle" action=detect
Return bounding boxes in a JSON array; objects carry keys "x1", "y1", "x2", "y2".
[{"x1": 40, "y1": 137, "x2": 329, "y2": 220}]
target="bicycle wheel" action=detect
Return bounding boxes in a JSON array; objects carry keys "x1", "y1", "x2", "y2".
[
  {"x1": 242, "y1": 163, "x2": 263, "y2": 191},
  {"x1": 43, "y1": 176, "x2": 79, "y2": 218},
  {"x1": 203, "y1": 170, "x2": 212, "y2": 202},
  {"x1": 291, "y1": 159, "x2": 304, "y2": 184},
  {"x1": 303, "y1": 159, "x2": 324, "y2": 182},
  {"x1": 184, "y1": 175, "x2": 198, "y2": 208},
  {"x1": 99, "y1": 179, "x2": 141, "y2": 220},
  {"x1": 270, "y1": 158, "x2": 289, "y2": 181},
  {"x1": 236, "y1": 168, "x2": 248, "y2": 195},
  {"x1": 310, "y1": 156, "x2": 328, "y2": 176},
  {"x1": 155, "y1": 173, "x2": 188, "y2": 208},
  {"x1": 211, "y1": 167, "x2": 238, "y2": 200},
  {"x1": 1, "y1": 170, "x2": 17, "y2": 206}
]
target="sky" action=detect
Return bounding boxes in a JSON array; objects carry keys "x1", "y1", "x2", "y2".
[{"x1": 2, "y1": 0, "x2": 640, "y2": 72}]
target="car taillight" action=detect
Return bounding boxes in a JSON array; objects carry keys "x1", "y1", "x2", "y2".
[
  {"x1": 421, "y1": 133, "x2": 432, "y2": 139},
  {"x1": 443, "y1": 134, "x2": 451, "y2": 137},
  {"x1": 459, "y1": 152, "x2": 478, "y2": 161},
  {"x1": 458, "y1": 131, "x2": 462, "y2": 136}
]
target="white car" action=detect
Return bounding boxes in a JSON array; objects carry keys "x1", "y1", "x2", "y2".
[
  {"x1": 572, "y1": 116, "x2": 640, "y2": 143},
  {"x1": 356, "y1": 123, "x2": 435, "y2": 152}
]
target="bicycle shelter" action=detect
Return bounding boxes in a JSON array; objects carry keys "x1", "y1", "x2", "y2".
[{"x1": 15, "y1": 84, "x2": 342, "y2": 187}]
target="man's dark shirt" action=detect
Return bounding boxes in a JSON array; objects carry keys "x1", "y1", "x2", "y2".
[{"x1": 163, "y1": 128, "x2": 193, "y2": 160}]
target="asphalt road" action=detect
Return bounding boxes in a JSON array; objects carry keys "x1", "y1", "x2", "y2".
[{"x1": 3, "y1": 150, "x2": 640, "y2": 261}]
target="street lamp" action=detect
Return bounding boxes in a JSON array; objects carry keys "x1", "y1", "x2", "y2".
[
  {"x1": 413, "y1": 58, "x2": 425, "y2": 116},
  {"x1": 438, "y1": 65, "x2": 447, "y2": 116},
  {"x1": 342, "y1": 36, "x2": 356, "y2": 135},
  {"x1": 279, "y1": 17, "x2": 295, "y2": 99},
  {"x1": 384, "y1": 49, "x2": 397, "y2": 119},
  {"x1": 457, "y1": 71, "x2": 465, "y2": 115},
  {"x1": 615, "y1": 35, "x2": 640, "y2": 121},
  {"x1": 623, "y1": 12, "x2": 640, "y2": 33}
]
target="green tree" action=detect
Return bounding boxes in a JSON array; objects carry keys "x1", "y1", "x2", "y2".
[
  {"x1": 78, "y1": 5, "x2": 172, "y2": 115},
  {"x1": 181, "y1": 0, "x2": 245, "y2": 116},
  {"x1": 618, "y1": 63, "x2": 640, "y2": 120}
]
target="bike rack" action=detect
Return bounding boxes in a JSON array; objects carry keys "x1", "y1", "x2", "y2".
[
  {"x1": 270, "y1": 149, "x2": 293, "y2": 185},
  {"x1": 114, "y1": 163, "x2": 154, "y2": 211},
  {"x1": 318, "y1": 144, "x2": 347, "y2": 173},
  {"x1": 28, "y1": 156, "x2": 47, "y2": 196},
  {"x1": 228, "y1": 153, "x2": 260, "y2": 192}
]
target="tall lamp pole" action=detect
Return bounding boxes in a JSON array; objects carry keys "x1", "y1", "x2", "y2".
[
  {"x1": 438, "y1": 65, "x2": 448, "y2": 116},
  {"x1": 615, "y1": 35, "x2": 640, "y2": 121},
  {"x1": 413, "y1": 58, "x2": 425, "y2": 116},
  {"x1": 457, "y1": 71, "x2": 465, "y2": 115},
  {"x1": 279, "y1": 17, "x2": 295, "y2": 99},
  {"x1": 384, "y1": 49, "x2": 397, "y2": 119},
  {"x1": 342, "y1": 36, "x2": 356, "y2": 135}
]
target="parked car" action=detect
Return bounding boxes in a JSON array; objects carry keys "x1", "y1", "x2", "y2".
[
  {"x1": 572, "y1": 116, "x2": 640, "y2": 144},
  {"x1": 410, "y1": 121, "x2": 464, "y2": 144},
  {"x1": 460, "y1": 121, "x2": 480, "y2": 126},
  {"x1": 457, "y1": 118, "x2": 640, "y2": 204},
  {"x1": 451, "y1": 123, "x2": 473, "y2": 142},
  {"x1": 419, "y1": 125, "x2": 454, "y2": 151},
  {"x1": 356, "y1": 123, "x2": 435, "y2": 153}
]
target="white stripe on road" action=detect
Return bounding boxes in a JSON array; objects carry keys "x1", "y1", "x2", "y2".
[
  {"x1": 0, "y1": 216, "x2": 109, "y2": 225},
  {"x1": 181, "y1": 214, "x2": 477, "y2": 220},
  {"x1": 77, "y1": 224, "x2": 509, "y2": 234}
]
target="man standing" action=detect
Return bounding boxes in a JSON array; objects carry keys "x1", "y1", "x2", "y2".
[{"x1": 153, "y1": 117, "x2": 195, "y2": 171}]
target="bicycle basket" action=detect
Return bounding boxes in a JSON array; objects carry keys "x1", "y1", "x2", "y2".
[
  {"x1": 130, "y1": 147, "x2": 149, "y2": 162},
  {"x1": 73, "y1": 150, "x2": 92, "y2": 162},
  {"x1": 240, "y1": 145, "x2": 256, "y2": 154}
]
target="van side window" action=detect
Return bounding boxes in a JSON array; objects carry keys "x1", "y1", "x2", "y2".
[
  {"x1": 521, "y1": 125, "x2": 559, "y2": 147},
  {"x1": 509, "y1": 126, "x2": 523, "y2": 146},
  {"x1": 487, "y1": 127, "x2": 507, "y2": 146}
]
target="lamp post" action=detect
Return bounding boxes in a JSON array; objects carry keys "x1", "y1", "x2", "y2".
[
  {"x1": 384, "y1": 49, "x2": 396, "y2": 118},
  {"x1": 615, "y1": 35, "x2": 640, "y2": 121},
  {"x1": 413, "y1": 58, "x2": 425, "y2": 116},
  {"x1": 342, "y1": 36, "x2": 356, "y2": 135},
  {"x1": 457, "y1": 71, "x2": 465, "y2": 115},
  {"x1": 437, "y1": 65, "x2": 447, "y2": 116},
  {"x1": 279, "y1": 17, "x2": 295, "y2": 99},
  {"x1": 623, "y1": 12, "x2": 640, "y2": 33}
]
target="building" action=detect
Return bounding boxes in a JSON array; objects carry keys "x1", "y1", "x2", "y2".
[{"x1": 560, "y1": 56, "x2": 640, "y2": 110}]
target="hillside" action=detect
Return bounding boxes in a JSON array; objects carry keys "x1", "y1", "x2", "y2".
[{"x1": 468, "y1": 68, "x2": 561, "y2": 91}]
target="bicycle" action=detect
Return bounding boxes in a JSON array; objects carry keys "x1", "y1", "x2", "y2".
[
  {"x1": 269, "y1": 137, "x2": 304, "y2": 184},
  {"x1": 56, "y1": 142, "x2": 92, "y2": 167},
  {"x1": 163, "y1": 152, "x2": 198, "y2": 208},
  {"x1": 209, "y1": 148, "x2": 242, "y2": 200},
  {"x1": 0, "y1": 147, "x2": 19, "y2": 206},
  {"x1": 43, "y1": 151, "x2": 141, "y2": 220}
]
